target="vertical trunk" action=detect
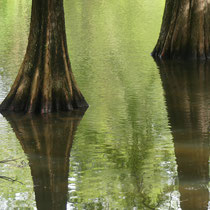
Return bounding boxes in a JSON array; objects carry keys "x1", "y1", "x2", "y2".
[
  {"x1": 0, "y1": 0, "x2": 88, "y2": 113},
  {"x1": 152, "y1": 0, "x2": 210, "y2": 59}
]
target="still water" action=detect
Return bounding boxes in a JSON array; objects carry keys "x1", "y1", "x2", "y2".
[{"x1": 0, "y1": 0, "x2": 209, "y2": 209}]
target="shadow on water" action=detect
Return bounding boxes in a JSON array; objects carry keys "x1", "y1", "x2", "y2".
[
  {"x1": 3, "y1": 110, "x2": 86, "y2": 210},
  {"x1": 156, "y1": 60, "x2": 209, "y2": 210}
]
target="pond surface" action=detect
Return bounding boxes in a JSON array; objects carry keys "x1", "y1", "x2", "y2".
[{"x1": 0, "y1": 0, "x2": 209, "y2": 209}]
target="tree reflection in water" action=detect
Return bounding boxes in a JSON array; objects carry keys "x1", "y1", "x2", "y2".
[
  {"x1": 3, "y1": 110, "x2": 86, "y2": 210},
  {"x1": 157, "y1": 60, "x2": 209, "y2": 210}
]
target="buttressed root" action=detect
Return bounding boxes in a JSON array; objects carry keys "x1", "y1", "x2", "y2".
[{"x1": 152, "y1": 0, "x2": 210, "y2": 59}]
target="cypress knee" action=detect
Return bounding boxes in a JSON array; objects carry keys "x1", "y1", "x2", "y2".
[
  {"x1": 0, "y1": 0, "x2": 88, "y2": 113},
  {"x1": 152, "y1": 0, "x2": 210, "y2": 59}
]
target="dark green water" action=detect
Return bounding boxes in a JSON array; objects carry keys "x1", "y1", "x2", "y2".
[{"x1": 0, "y1": 0, "x2": 209, "y2": 209}]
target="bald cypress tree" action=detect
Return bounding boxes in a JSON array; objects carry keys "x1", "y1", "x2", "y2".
[
  {"x1": 152, "y1": 0, "x2": 210, "y2": 59},
  {"x1": 0, "y1": 0, "x2": 88, "y2": 113}
]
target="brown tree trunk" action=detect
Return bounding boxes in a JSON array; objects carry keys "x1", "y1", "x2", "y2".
[
  {"x1": 152, "y1": 0, "x2": 210, "y2": 59},
  {"x1": 0, "y1": 0, "x2": 88, "y2": 113}
]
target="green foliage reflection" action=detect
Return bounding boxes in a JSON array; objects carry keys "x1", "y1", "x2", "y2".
[{"x1": 0, "y1": 0, "x2": 180, "y2": 209}]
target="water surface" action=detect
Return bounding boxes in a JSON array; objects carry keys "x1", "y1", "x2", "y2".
[{"x1": 0, "y1": 0, "x2": 209, "y2": 209}]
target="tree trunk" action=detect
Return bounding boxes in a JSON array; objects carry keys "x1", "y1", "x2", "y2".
[
  {"x1": 0, "y1": 0, "x2": 88, "y2": 113},
  {"x1": 152, "y1": 0, "x2": 210, "y2": 59}
]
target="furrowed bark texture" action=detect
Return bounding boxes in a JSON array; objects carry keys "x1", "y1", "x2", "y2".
[
  {"x1": 152, "y1": 0, "x2": 210, "y2": 59},
  {"x1": 0, "y1": 0, "x2": 88, "y2": 113}
]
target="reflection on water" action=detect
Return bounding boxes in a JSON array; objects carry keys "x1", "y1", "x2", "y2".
[
  {"x1": 158, "y1": 61, "x2": 210, "y2": 210},
  {"x1": 3, "y1": 111, "x2": 85, "y2": 210},
  {"x1": 0, "y1": 0, "x2": 209, "y2": 209}
]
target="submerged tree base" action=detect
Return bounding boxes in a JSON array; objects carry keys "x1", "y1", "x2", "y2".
[
  {"x1": 0, "y1": 0, "x2": 88, "y2": 114},
  {"x1": 0, "y1": 57, "x2": 89, "y2": 113}
]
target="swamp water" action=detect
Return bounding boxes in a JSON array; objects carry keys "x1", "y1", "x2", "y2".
[{"x1": 0, "y1": 0, "x2": 209, "y2": 209}]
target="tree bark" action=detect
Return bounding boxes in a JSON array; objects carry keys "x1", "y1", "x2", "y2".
[
  {"x1": 152, "y1": 0, "x2": 210, "y2": 59},
  {"x1": 0, "y1": 0, "x2": 88, "y2": 113}
]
